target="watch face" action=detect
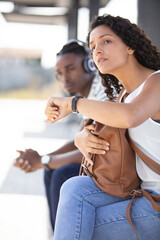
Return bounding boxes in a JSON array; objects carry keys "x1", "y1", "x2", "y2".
[{"x1": 41, "y1": 155, "x2": 50, "y2": 164}]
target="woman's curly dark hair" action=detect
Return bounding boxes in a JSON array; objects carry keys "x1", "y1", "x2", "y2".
[{"x1": 87, "y1": 14, "x2": 160, "y2": 100}]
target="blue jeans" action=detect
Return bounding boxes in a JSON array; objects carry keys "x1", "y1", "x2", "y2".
[
  {"x1": 44, "y1": 164, "x2": 80, "y2": 231},
  {"x1": 54, "y1": 176, "x2": 160, "y2": 240}
]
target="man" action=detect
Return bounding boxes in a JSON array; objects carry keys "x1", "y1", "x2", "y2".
[{"x1": 14, "y1": 39, "x2": 106, "y2": 232}]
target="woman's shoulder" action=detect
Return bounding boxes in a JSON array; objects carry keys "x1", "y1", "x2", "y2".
[
  {"x1": 145, "y1": 70, "x2": 160, "y2": 87},
  {"x1": 150, "y1": 70, "x2": 160, "y2": 76},
  {"x1": 125, "y1": 70, "x2": 160, "y2": 103},
  {"x1": 147, "y1": 70, "x2": 160, "y2": 81}
]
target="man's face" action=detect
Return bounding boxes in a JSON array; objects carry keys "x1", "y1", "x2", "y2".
[{"x1": 56, "y1": 53, "x2": 90, "y2": 95}]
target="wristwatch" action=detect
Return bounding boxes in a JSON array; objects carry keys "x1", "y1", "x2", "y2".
[
  {"x1": 72, "y1": 96, "x2": 84, "y2": 113},
  {"x1": 41, "y1": 155, "x2": 51, "y2": 170}
]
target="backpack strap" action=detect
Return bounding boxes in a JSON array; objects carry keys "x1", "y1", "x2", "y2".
[
  {"x1": 126, "y1": 189, "x2": 160, "y2": 240},
  {"x1": 129, "y1": 138, "x2": 160, "y2": 175}
]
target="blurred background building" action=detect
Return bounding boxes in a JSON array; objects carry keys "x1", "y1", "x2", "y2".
[{"x1": 0, "y1": 0, "x2": 159, "y2": 99}]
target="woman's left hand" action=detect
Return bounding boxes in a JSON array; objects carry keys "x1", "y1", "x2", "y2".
[
  {"x1": 75, "y1": 124, "x2": 110, "y2": 166},
  {"x1": 45, "y1": 96, "x2": 72, "y2": 123}
]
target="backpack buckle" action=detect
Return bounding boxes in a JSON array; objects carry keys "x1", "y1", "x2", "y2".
[{"x1": 130, "y1": 189, "x2": 142, "y2": 197}]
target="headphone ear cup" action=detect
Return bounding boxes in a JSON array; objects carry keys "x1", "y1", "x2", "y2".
[{"x1": 83, "y1": 58, "x2": 96, "y2": 72}]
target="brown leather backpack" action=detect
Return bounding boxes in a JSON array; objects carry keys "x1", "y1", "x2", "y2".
[{"x1": 80, "y1": 118, "x2": 141, "y2": 197}]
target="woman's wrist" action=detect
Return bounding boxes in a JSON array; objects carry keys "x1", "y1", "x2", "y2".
[
  {"x1": 67, "y1": 96, "x2": 74, "y2": 113},
  {"x1": 71, "y1": 96, "x2": 84, "y2": 113}
]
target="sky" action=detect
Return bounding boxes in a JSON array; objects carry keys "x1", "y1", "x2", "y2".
[{"x1": 0, "y1": 0, "x2": 138, "y2": 68}]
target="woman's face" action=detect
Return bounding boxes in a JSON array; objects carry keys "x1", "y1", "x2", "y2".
[{"x1": 89, "y1": 25, "x2": 131, "y2": 75}]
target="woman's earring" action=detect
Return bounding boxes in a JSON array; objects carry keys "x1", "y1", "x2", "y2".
[{"x1": 128, "y1": 47, "x2": 134, "y2": 55}]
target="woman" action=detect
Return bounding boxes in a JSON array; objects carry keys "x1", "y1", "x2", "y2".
[{"x1": 45, "y1": 15, "x2": 160, "y2": 240}]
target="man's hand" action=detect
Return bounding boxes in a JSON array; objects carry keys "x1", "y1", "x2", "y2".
[
  {"x1": 44, "y1": 97, "x2": 72, "y2": 123},
  {"x1": 75, "y1": 124, "x2": 110, "y2": 166},
  {"x1": 14, "y1": 149, "x2": 43, "y2": 173}
]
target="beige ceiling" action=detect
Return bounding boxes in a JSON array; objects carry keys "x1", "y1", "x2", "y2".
[
  {"x1": 0, "y1": 0, "x2": 110, "y2": 25},
  {"x1": 0, "y1": 0, "x2": 110, "y2": 8}
]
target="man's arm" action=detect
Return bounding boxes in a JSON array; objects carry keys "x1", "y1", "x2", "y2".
[{"x1": 48, "y1": 149, "x2": 82, "y2": 169}]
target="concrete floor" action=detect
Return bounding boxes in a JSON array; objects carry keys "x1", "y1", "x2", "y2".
[{"x1": 0, "y1": 99, "x2": 80, "y2": 240}]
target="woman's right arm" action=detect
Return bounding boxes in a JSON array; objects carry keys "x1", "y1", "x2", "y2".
[{"x1": 45, "y1": 74, "x2": 160, "y2": 128}]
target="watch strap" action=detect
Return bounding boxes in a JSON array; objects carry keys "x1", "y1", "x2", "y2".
[
  {"x1": 71, "y1": 96, "x2": 84, "y2": 113},
  {"x1": 44, "y1": 164, "x2": 51, "y2": 171}
]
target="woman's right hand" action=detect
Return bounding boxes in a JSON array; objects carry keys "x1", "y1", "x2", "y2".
[{"x1": 74, "y1": 124, "x2": 109, "y2": 166}]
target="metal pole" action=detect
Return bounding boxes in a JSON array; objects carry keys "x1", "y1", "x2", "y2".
[
  {"x1": 138, "y1": 0, "x2": 160, "y2": 49},
  {"x1": 89, "y1": 0, "x2": 99, "y2": 22},
  {"x1": 68, "y1": 0, "x2": 79, "y2": 39}
]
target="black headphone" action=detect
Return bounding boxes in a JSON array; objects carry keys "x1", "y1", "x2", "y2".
[{"x1": 64, "y1": 39, "x2": 96, "y2": 73}]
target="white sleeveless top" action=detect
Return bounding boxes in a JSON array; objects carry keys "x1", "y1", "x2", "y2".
[{"x1": 121, "y1": 70, "x2": 160, "y2": 194}]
